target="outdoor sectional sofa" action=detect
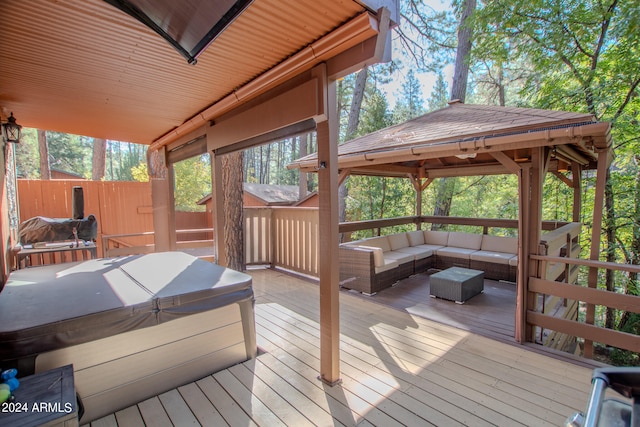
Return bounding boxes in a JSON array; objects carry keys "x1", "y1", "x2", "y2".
[{"x1": 339, "y1": 230, "x2": 518, "y2": 294}]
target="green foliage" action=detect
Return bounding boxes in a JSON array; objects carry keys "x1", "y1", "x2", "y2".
[
  {"x1": 105, "y1": 140, "x2": 147, "y2": 181},
  {"x1": 173, "y1": 155, "x2": 211, "y2": 211},
  {"x1": 47, "y1": 131, "x2": 92, "y2": 177},
  {"x1": 131, "y1": 162, "x2": 149, "y2": 182},
  {"x1": 14, "y1": 128, "x2": 39, "y2": 178},
  {"x1": 610, "y1": 313, "x2": 640, "y2": 366}
]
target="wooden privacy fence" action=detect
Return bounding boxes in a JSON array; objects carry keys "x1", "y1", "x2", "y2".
[{"x1": 18, "y1": 180, "x2": 155, "y2": 257}]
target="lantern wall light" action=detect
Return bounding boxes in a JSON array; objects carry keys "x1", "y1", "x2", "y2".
[{"x1": 2, "y1": 112, "x2": 22, "y2": 144}]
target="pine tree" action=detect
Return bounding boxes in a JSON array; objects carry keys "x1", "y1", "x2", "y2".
[
  {"x1": 392, "y1": 70, "x2": 425, "y2": 124},
  {"x1": 426, "y1": 71, "x2": 449, "y2": 112}
]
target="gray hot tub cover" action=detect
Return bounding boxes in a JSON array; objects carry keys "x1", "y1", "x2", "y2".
[{"x1": 0, "y1": 252, "x2": 253, "y2": 364}]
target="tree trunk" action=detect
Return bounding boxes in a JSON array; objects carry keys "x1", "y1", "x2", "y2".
[
  {"x1": 222, "y1": 151, "x2": 245, "y2": 271},
  {"x1": 298, "y1": 134, "x2": 308, "y2": 199},
  {"x1": 432, "y1": 178, "x2": 456, "y2": 230},
  {"x1": 346, "y1": 67, "x2": 368, "y2": 140},
  {"x1": 339, "y1": 67, "x2": 369, "y2": 242},
  {"x1": 450, "y1": 0, "x2": 476, "y2": 103},
  {"x1": 37, "y1": 129, "x2": 51, "y2": 180},
  {"x1": 92, "y1": 138, "x2": 107, "y2": 180},
  {"x1": 604, "y1": 168, "x2": 616, "y2": 329},
  {"x1": 497, "y1": 64, "x2": 506, "y2": 106}
]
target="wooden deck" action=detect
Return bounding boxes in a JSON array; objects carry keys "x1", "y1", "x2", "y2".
[
  {"x1": 83, "y1": 267, "x2": 596, "y2": 426},
  {"x1": 346, "y1": 270, "x2": 518, "y2": 344}
]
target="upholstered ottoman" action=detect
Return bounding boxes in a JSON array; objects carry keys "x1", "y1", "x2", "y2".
[{"x1": 430, "y1": 267, "x2": 484, "y2": 303}]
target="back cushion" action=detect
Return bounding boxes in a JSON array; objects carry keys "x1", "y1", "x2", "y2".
[
  {"x1": 481, "y1": 235, "x2": 518, "y2": 254},
  {"x1": 423, "y1": 230, "x2": 449, "y2": 246},
  {"x1": 447, "y1": 232, "x2": 482, "y2": 250},
  {"x1": 388, "y1": 233, "x2": 410, "y2": 250},
  {"x1": 363, "y1": 236, "x2": 391, "y2": 252},
  {"x1": 406, "y1": 230, "x2": 425, "y2": 246}
]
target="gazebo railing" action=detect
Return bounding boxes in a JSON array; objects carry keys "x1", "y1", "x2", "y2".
[{"x1": 528, "y1": 255, "x2": 640, "y2": 358}]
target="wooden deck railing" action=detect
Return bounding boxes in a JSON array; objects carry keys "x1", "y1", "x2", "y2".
[
  {"x1": 102, "y1": 229, "x2": 214, "y2": 259},
  {"x1": 100, "y1": 209, "x2": 639, "y2": 361},
  {"x1": 528, "y1": 255, "x2": 640, "y2": 357}
]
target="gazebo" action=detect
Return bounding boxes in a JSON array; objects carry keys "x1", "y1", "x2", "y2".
[{"x1": 290, "y1": 100, "x2": 614, "y2": 354}]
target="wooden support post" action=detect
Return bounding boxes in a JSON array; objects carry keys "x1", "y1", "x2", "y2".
[
  {"x1": 525, "y1": 147, "x2": 547, "y2": 342},
  {"x1": 572, "y1": 163, "x2": 582, "y2": 223},
  {"x1": 151, "y1": 176, "x2": 176, "y2": 252},
  {"x1": 515, "y1": 164, "x2": 530, "y2": 342},
  {"x1": 316, "y1": 76, "x2": 341, "y2": 386},
  {"x1": 585, "y1": 149, "x2": 610, "y2": 357},
  {"x1": 409, "y1": 175, "x2": 432, "y2": 230},
  {"x1": 149, "y1": 147, "x2": 176, "y2": 252},
  {"x1": 211, "y1": 151, "x2": 227, "y2": 267}
]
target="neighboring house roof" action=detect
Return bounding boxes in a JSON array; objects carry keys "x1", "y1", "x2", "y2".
[
  {"x1": 289, "y1": 101, "x2": 611, "y2": 177},
  {"x1": 294, "y1": 191, "x2": 318, "y2": 207},
  {"x1": 197, "y1": 183, "x2": 300, "y2": 206},
  {"x1": 1, "y1": 0, "x2": 391, "y2": 146},
  {"x1": 50, "y1": 168, "x2": 85, "y2": 180}
]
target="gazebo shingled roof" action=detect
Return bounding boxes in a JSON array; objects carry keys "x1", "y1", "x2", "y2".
[{"x1": 289, "y1": 101, "x2": 612, "y2": 177}]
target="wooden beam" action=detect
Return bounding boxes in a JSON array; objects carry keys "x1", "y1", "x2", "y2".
[
  {"x1": 338, "y1": 169, "x2": 351, "y2": 187},
  {"x1": 490, "y1": 151, "x2": 521, "y2": 174},
  {"x1": 207, "y1": 78, "x2": 323, "y2": 150},
  {"x1": 585, "y1": 148, "x2": 610, "y2": 357},
  {"x1": 551, "y1": 171, "x2": 573, "y2": 188},
  {"x1": 326, "y1": 8, "x2": 391, "y2": 79},
  {"x1": 316, "y1": 70, "x2": 341, "y2": 386}
]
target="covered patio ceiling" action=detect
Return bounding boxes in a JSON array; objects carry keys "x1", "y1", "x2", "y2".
[
  {"x1": 0, "y1": 0, "x2": 393, "y2": 146},
  {"x1": 289, "y1": 101, "x2": 612, "y2": 178}
]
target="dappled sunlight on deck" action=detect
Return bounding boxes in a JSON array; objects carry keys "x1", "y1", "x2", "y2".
[{"x1": 85, "y1": 267, "x2": 596, "y2": 426}]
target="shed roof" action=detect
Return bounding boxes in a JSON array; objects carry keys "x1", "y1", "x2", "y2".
[
  {"x1": 0, "y1": 0, "x2": 388, "y2": 146},
  {"x1": 289, "y1": 102, "x2": 612, "y2": 178},
  {"x1": 198, "y1": 183, "x2": 300, "y2": 206}
]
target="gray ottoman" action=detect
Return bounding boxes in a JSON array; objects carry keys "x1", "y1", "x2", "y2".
[{"x1": 430, "y1": 267, "x2": 484, "y2": 304}]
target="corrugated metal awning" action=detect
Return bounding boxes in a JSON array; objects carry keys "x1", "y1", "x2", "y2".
[{"x1": 0, "y1": 0, "x2": 377, "y2": 145}]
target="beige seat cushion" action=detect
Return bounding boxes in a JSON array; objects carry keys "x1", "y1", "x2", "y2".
[
  {"x1": 384, "y1": 251, "x2": 415, "y2": 264},
  {"x1": 481, "y1": 235, "x2": 518, "y2": 254},
  {"x1": 470, "y1": 251, "x2": 514, "y2": 265},
  {"x1": 361, "y1": 236, "x2": 392, "y2": 252},
  {"x1": 395, "y1": 246, "x2": 433, "y2": 260},
  {"x1": 436, "y1": 246, "x2": 478, "y2": 260},
  {"x1": 423, "y1": 230, "x2": 449, "y2": 246},
  {"x1": 388, "y1": 233, "x2": 410, "y2": 250},
  {"x1": 447, "y1": 232, "x2": 482, "y2": 250},
  {"x1": 406, "y1": 230, "x2": 425, "y2": 246}
]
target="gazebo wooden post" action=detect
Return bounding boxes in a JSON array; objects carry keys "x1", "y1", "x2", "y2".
[
  {"x1": 316, "y1": 74, "x2": 341, "y2": 385},
  {"x1": 571, "y1": 163, "x2": 582, "y2": 223},
  {"x1": 515, "y1": 147, "x2": 549, "y2": 343},
  {"x1": 516, "y1": 164, "x2": 530, "y2": 342},
  {"x1": 584, "y1": 148, "x2": 610, "y2": 357},
  {"x1": 409, "y1": 175, "x2": 432, "y2": 231}
]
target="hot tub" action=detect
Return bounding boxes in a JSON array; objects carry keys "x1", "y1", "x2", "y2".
[{"x1": 0, "y1": 251, "x2": 256, "y2": 422}]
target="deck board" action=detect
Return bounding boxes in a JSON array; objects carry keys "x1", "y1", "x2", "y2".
[{"x1": 85, "y1": 267, "x2": 595, "y2": 427}]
